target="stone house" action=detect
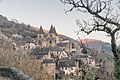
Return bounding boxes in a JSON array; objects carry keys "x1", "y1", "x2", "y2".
[
  {"x1": 42, "y1": 59, "x2": 56, "y2": 80},
  {"x1": 30, "y1": 47, "x2": 51, "y2": 59},
  {"x1": 58, "y1": 60, "x2": 76, "y2": 76},
  {"x1": 24, "y1": 43, "x2": 36, "y2": 49},
  {"x1": 73, "y1": 53, "x2": 95, "y2": 67},
  {"x1": 88, "y1": 58, "x2": 96, "y2": 67},
  {"x1": 50, "y1": 46, "x2": 68, "y2": 59},
  {"x1": 31, "y1": 46, "x2": 68, "y2": 60},
  {"x1": 57, "y1": 42, "x2": 73, "y2": 52}
]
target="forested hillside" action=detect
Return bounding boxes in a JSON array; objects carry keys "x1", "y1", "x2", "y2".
[{"x1": 0, "y1": 15, "x2": 37, "y2": 38}]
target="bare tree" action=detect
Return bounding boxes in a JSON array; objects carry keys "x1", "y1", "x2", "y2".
[
  {"x1": 60, "y1": 0, "x2": 119, "y2": 61},
  {"x1": 60, "y1": 0, "x2": 120, "y2": 79},
  {"x1": 61, "y1": 0, "x2": 120, "y2": 61}
]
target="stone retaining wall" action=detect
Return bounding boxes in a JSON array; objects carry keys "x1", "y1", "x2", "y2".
[{"x1": 0, "y1": 68, "x2": 34, "y2": 80}]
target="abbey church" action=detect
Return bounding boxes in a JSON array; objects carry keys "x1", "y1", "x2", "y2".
[{"x1": 36, "y1": 25, "x2": 59, "y2": 48}]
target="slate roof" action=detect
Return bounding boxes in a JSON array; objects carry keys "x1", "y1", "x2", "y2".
[
  {"x1": 31, "y1": 47, "x2": 50, "y2": 55},
  {"x1": 53, "y1": 27, "x2": 57, "y2": 35},
  {"x1": 43, "y1": 59, "x2": 55, "y2": 63},
  {"x1": 71, "y1": 54, "x2": 90, "y2": 61},
  {"x1": 39, "y1": 26, "x2": 44, "y2": 34},
  {"x1": 49, "y1": 25, "x2": 57, "y2": 35},
  {"x1": 23, "y1": 36, "x2": 34, "y2": 43},
  {"x1": 50, "y1": 46, "x2": 63, "y2": 51},
  {"x1": 35, "y1": 55, "x2": 43, "y2": 59},
  {"x1": 58, "y1": 60, "x2": 75, "y2": 67},
  {"x1": 74, "y1": 54, "x2": 89, "y2": 58},
  {"x1": 62, "y1": 38, "x2": 69, "y2": 42},
  {"x1": 57, "y1": 43, "x2": 68, "y2": 47}
]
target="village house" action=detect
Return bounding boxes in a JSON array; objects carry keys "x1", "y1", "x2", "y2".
[
  {"x1": 88, "y1": 58, "x2": 96, "y2": 67},
  {"x1": 30, "y1": 46, "x2": 68, "y2": 60},
  {"x1": 58, "y1": 59, "x2": 76, "y2": 76},
  {"x1": 42, "y1": 59, "x2": 56, "y2": 80},
  {"x1": 30, "y1": 47, "x2": 52, "y2": 60},
  {"x1": 29, "y1": 26, "x2": 96, "y2": 79},
  {"x1": 24, "y1": 43, "x2": 36, "y2": 49},
  {"x1": 73, "y1": 53, "x2": 96, "y2": 67},
  {"x1": 50, "y1": 46, "x2": 68, "y2": 59},
  {"x1": 57, "y1": 42, "x2": 73, "y2": 52}
]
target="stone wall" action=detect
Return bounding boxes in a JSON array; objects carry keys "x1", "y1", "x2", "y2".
[{"x1": 0, "y1": 67, "x2": 34, "y2": 80}]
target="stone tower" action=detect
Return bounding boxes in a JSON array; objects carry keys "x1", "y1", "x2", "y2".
[
  {"x1": 48, "y1": 25, "x2": 58, "y2": 46},
  {"x1": 37, "y1": 26, "x2": 44, "y2": 38},
  {"x1": 37, "y1": 26, "x2": 48, "y2": 48}
]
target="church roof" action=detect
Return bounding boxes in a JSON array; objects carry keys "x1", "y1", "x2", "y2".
[
  {"x1": 49, "y1": 25, "x2": 57, "y2": 35},
  {"x1": 39, "y1": 26, "x2": 44, "y2": 34},
  {"x1": 53, "y1": 27, "x2": 57, "y2": 34},
  {"x1": 57, "y1": 43, "x2": 68, "y2": 48}
]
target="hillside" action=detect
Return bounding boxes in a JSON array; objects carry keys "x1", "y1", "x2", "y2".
[
  {"x1": 0, "y1": 14, "x2": 114, "y2": 80},
  {"x1": 78, "y1": 39, "x2": 113, "y2": 56},
  {"x1": 0, "y1": 14, "x2": 112, "y2": 55},
  {"x1": 0, "y1": 15, "x2": 37, "y2": 38}
]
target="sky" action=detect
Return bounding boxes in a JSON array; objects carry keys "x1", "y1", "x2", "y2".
[{"x1": 0, "y1": 0, "x2": 111, "y2": 43}]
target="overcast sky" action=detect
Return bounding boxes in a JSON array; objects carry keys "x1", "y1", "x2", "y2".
[{"x1": 0, "y1": 0, "x2": 111, "y2": 43}]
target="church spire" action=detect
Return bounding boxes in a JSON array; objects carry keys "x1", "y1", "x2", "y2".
[
  {"x1": 49, "y1": 25, "x2": 54, "y2": 33},
  {"x1": 39, "y1": 26, "x2": 44, "y2": 34},
  {"x1": 49, "y1": 25, "x2": 57, "y2": 35},
  {"x1": 53, "y1": 26, "x2": 57, "y2": 35}
]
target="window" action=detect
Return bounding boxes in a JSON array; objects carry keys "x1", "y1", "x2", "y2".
[
  {"x1": 72, "y1": 43, "x2": 75, "y2": 48},
  {"x1": 50, "y1": 34, "x2": 52, "y2": 37},
  {"x1": 65, "y1": 67, "x2": 67, "y2": 70},
  {"x1": 71, "y1": 68, "x2": 73, "y2": 70}
]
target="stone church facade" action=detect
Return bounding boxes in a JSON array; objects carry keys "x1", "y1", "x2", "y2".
[{"x1": 36, "y1": 25, "x2": 59, "y2": 48}]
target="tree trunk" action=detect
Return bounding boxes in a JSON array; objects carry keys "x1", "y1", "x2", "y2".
[
  {"x1": 111, "y1": 34, "x2": 120, "y2": 80},
  {"x1": 111, "y1": 34, "x2": 119, "y2": 62}
]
